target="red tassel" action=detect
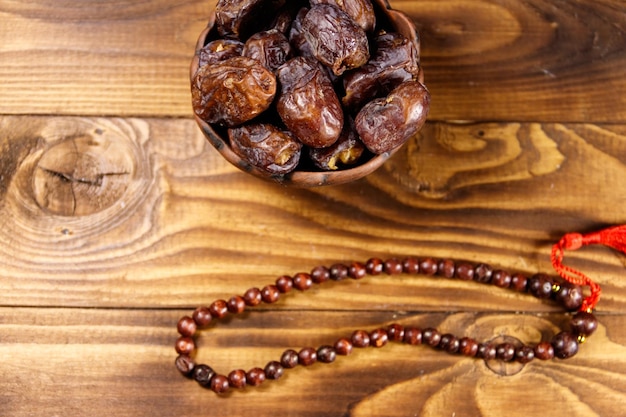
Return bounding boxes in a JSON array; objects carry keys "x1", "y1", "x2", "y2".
[{"x1": 551, "y1": 225, "x2": 626, "y2": 312}]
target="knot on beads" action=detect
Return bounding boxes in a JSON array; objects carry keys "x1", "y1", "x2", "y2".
[{"x1": 559, "y1": 233, "x2": 584, "y2": 251}]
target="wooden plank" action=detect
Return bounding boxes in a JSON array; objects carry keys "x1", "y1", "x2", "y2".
[
  {"x1": 0, "y1": 1, "x2": 625, "y2": 122},
  {"x1": 0, "y1": 116, "x2": 624, "y2": 311},
  {"x1": 1, "y1": 307, "x2": 625, "y2": 417}
]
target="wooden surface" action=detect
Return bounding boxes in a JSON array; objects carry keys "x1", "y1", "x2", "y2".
[{"x1": 1, "y1": 1, "x2": 626, "y2": 416}]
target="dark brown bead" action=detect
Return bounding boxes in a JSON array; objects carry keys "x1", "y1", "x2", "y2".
[
  {"x1": 422, "y1": 328, "x2": 441, "y2": 347},
  {"x1": 330, "y1": 263, "x2": 349, "y2": 281},
  {"x1": 387, "y1": 324, "x2": 405, "y2": 342},
  {"x1": 210, "y1": 374, "x2": 230, "y2": 394},
  {"x1": 293, "y1": 272, "x2": 313, "y2": 290},
  {"x1": 419, "y1": 258, "x2": 438, "y2": 275},
  {"x1": 265, "y1": 361, "x2": 284, "y2": 380},
  {"x1": 474, "y1": 263, "x2": 493, "y2": 284},
  {"x1": 175, "y1": 337, "x2": 195, "y2": 355},
  {"x1": 193, "y1": 364, "x2": 216, "y2": 387},
  {"x1": 281, "y1": 349, "x2": 299, "y2": 368},
  {"x1": 276, "y1": 275, "x2": 294, "y2": 292},
  {"x1": 228, "y1": 369, "x2": 247, "y2": 389},
  {"x1": 496, "y1": 343, "x2": 516, "y2": 361},
  {"x1": 403, "y1": 327, "x2": 422, "y2": 345},
  {"x1": 192, "y1": 306, "x2": 212, "y2": 327},
  {"x1": 515, "y1": 345, "x2": 535, "y2": 364},
  {"x1": 437, "y1": 259, "x2": 455, "y2": 278},
  {"x1": 365, "y1": 258, "x2": 384, "y2": 275},
  {"x1": 438, "y1": 334, "x2": 459, "y2": 353},
  {"x1": 246, "y1": 368, "x2": 266, "y2": 386},
  {"x1": 227, "y1": 295, "x2": 246, "y2": 314},
  {"x1": 209, "y1": 299, "x2": 229, "y2": 319},
  {"x1": 349, "y1": 262, "x2": 367, "y2": 279},
  {"x1": 528, "y1": 274, "x2": 553, "y2": 299},
  {"x1": 311, "y1": 266, "x2": 330, "y2": 284},
  {"x1": 402, "y1": 257, "x2": 420, "y2": 274},
  {"x1": 243, "y1": 287, "x2": 262, "y2": 306},
  {"x1": 552, "y1": 331, "x2": 579, "y2": 359},
  {"x1": 177, "y1": 316, "x2": 197, "y2": 337},
  {"x1": 317, "y1": 345, "x2": 337, "y2": 363},
  {"x1": 455, "y1": 262, "x2": 474, "y2": 281},
  {"x1": 370, "y1": 328, "x2": 389, "y2": 347},
  {"x1": 555, "y1": 283, "x2": 583, "y2": 311},
  {"x1": 570, "y1": 311, "x2": 598, "y2": 336},
  {"x1": 334, "y1": 338, "x2": 353, "y2": 355},
  {"x1": 261, "y1": 285, "x2": 280, "y2": 303},
  {"x1": 510, "y1": 273, "x2": 528, "y2": 292},
  {"x1": 175, "y1": 354, "x2": 195, "y2": 376},
  {"x1": 477, "y1": 343, "x2": 497, "y2": 360},
  {"x1": 491, "y1": 270, "x2": 512, "y2": 288},
  {"x1": 298, "y1": 347, "x2": 317, "y2": 366},
  {"x1": 534, "y1": 341, "x2": 555, "y2": 360},
  {"x1": 384, "y1": 258, "x2": 403, "y2": 275},
  {"x1": 351, "y1": 330, "x2": 371, "y2": 348},
  {"x1": 459, "y1": 337, "x2": 479, "y2": 357}
]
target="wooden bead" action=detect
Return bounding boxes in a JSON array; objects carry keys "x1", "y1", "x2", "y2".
[
  {"x1": 555, "y1": 283, "x2": 584, "y2": 311},
  {"x1": 570, "y1": 311, "x2": 598, "y2": 336},
  {"x1": 177, "y1": 316, "x2": 197, "y2": 337},
  {"x1": 552, "y1": 332, "x2": 579, "y2": 359},
  {"x1": 348, "y1": 262, "x2": 367, "y2": 279},
  {"x1": 298, "y1": 347, "x2": 317, "y2": 366},
  {"x1": 264, "y1": 361, "x2": 284, "y2": 380},
  {"x1": 459, "y1": 337, "x2": 478, "y2": 357},
  {"x1": 175, "y1": 355, "x2": 195, "y2": 376},
  {"x1": 365, "y1": 258, "x2": 384, "y2": 275},
  {"x1": 193, "y1": 364, "x2": 216, "y2": 387},
  {"x1": 227, "y1": 295, "x2": 246, "y2": 314},
  {"x1": 351, "y1": 330, "x2": 370, "y2": 348},
  {"x1": 369, "y1": 328, "x2": 388, "y2": 347},
  {"x1": 528, "y1": 274, "x2": 553, "y2": 299},
  {"x1": 175, "y1": 337, "x2": 195, "y2": 355},
  {"x1": 474, "y1": 263, "x2": 493, "y2": 284},
  {"x1": 243, "y1": 287, "x2": 262, "y2": 306},
  {"x1": 210, "y1": 374, "x2": 230, "y2": 393},
  {"x1": 293, "y1": 272, "x2": 313, "y2": 290},
  {"x1": 422, "y1": 328, "x2": 441, "y2": 347},
  {"x1": 246, "y1": 368, "x2": 266, "y2": 386},
  {"x1": 209, "y1": 299, "x2": 228, "y2": 318},
  {"x1": 437, "y1": 259, "x2": 455, "y2": 278},
  {"x1": 419, "y1": 258, "x2": 438, "y2": 275},
  {"x1": 515, "y1": 345, "x2": 535, "y2": 364},
  {"x1": 491, "y1": 270, "x2": 512, "y2": 288},
  {"x1": 261, "y1": 285, "x2": 280, "y2": 303},
  {"x1": 334, "y1": 338, "x2": 353, "y2": 355},
  {"x1": 534, "y1": 341, "x2": 555, "y2": 360},
  {"x1": 310, "y1": 266, "x2": 330, "y2": 284},
  {"x1": 276, "y1": 275, "x2": 294, "y2": 292},
  {"x1": 317, "y1": 345, "x2": 337, "y2": 363},
  {"x1": 383, "y1": 258, "x2": 403, "y2": 275},
  {"x1": 477, "y1": 343, "x2": 497, "y2": 360},
  {"x1": 228, "y1": 369, "x2": 247, "y2": 389},
  {"x1": 402, "y1": 257, "x2": 420, "y2": 274},
  {"x1": 403, "y1": 327, "x2": 422, "y2": 345},
  {"x1": 496, "y1": 343, "x2": 516, "y2": 361},
  {"x1": 387, "y1": 324, "x2": 405, "y2": 342},
  {"x1": 510, "y1": 273, "x2": 528, "y2": 292},
  {"x1": 438, "y1": 334, "x2": 459, "y2": 353},
  {"x1": 281, "y1": 349, "x2": 299, "y2": 368},
  {"x1": 192, "y1": 306, "x2": 212, "y2": 327},
  {"x1": 329, "y1": 263, "x2": 349, "y2": 280},
  {"x1": 455, "y1": 262, "x2": 474, "y2": 281}
]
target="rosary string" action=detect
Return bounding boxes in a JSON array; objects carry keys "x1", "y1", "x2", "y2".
[{"x1": 174, "y1": 226, "x2": 624, "y2": 394}]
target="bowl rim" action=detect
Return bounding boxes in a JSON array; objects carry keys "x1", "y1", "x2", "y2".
[{"x1": 190, "y1": 0, "x2": 420, "y2": 187}]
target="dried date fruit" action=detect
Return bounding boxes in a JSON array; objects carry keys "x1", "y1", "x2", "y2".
[
  {"x1": 355, "y1": 80, "x2": 430, "y2": 154},
  {"x1": 310, "y1": 0, "x2": 376, "y2": 32},
  {"x1": 308, "y1": 118, "x2": 365, "y2": 170},
  {"x1": 197, "y1": 39, "x2": 244, "y2": 68},
  {"x1": 192, "y1": 56, "x2": 276, "y2": 127},
  {"x1": 343, "y1": 32, "x2": 420, "y2": 111},
  {"x1": 301, "y1": 4, "x2": 370, "y2": 76},
  {"x1": 276, "y1": 56, "x2": 343, "y2": 148},
  {"x1": 215, "y1": 0, "x2": 285, "y2": 39},
  {"x1": 229, "y1": 123, "x2": 302, "y2": 174},
  {"x1": 243, "y1": 29, "x2": 292, "y2": 72},
  {"x1": 288, "y1": 7, "x2": 314, "y2": 58}
]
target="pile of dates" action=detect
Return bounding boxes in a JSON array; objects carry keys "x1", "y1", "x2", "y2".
[{"x1": 191, "y1": 0, "x2": 430, "y2": 174}]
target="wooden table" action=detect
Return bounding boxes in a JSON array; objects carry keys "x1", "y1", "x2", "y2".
[{"x1": 2, "y1": 1, "x2": 625, "y2": 416}]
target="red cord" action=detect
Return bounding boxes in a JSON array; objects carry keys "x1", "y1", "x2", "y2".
[{"x1": 551, "y1": 225, "x2": 626, "y2": 312}]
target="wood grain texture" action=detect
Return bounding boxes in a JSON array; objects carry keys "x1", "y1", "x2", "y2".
[
  {"x1": 1, "y1": 116, "x2": 624, "y2": 312},
  {"x1": 0, "y1": 0, "x2": 625, "y2": 121},
  {"x1": 1, "y1": 1, "x2": 626, "y2": 416},
  {"x1": 2, "y1": 308, "x2": 625, "y2": 417}
]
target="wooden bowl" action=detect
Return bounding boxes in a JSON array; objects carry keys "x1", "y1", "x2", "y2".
[{"x1": 190, "y1": 0, "x2": 423, "y2": 187}]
